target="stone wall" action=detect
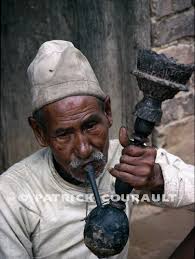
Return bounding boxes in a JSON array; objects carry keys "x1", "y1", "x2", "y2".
[{"x1": 150, "y1": 0, "x2": 195, "y2": 164}]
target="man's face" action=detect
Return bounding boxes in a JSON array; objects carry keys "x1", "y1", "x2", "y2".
[{"x1": 32, "y1": 96, "x2": 112, "y2": 183}]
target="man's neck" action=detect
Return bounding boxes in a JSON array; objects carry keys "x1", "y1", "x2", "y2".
[{"x1": 53, "y1": 156, "x2": 85, "y2": 186}]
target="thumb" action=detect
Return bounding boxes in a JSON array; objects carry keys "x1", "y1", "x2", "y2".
[{"x1": 119, "y1": 126, "x2": 130, "y2": 147}]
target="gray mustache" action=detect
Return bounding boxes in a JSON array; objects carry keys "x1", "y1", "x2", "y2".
[{"x1": 70, "y1": 151, "x2": 105, "y2": 169}]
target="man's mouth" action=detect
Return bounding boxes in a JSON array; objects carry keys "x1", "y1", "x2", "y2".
[
  {"x1": 73, "y1": 160, "x2": 104, "y2": 174},
  {"x1": 68, "y1": 160, "x2": 106, "y2": 183},
  {"x1": 67, "y1": 150, "x2": 107, "y2": 183}
]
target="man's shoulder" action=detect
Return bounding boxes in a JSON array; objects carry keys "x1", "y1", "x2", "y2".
[{"x1": 0, "y1": 148, "x2": 50, "y2": 188}]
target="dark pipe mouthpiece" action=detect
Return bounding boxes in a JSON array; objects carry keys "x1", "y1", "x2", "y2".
[{"x1": 84, "y1": 164, "x2": 102, "y2": 207}]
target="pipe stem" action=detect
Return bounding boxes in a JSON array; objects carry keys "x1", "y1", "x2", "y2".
[{"x1": 84, "y1": 164, "x2": 102, "y2": 207}]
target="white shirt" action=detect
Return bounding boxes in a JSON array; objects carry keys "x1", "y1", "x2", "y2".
[{"x1": 0, "y1": 140, "x2": 194, "y2": 259}]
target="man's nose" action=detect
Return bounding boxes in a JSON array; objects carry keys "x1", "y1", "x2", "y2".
[{"x1": 75, "y1": 133, "x2": 92, "y2": 159}]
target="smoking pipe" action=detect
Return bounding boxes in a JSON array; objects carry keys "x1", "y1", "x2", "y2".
[{"x1": 83, "y1": 49, "x2": 194, "y2": 258}]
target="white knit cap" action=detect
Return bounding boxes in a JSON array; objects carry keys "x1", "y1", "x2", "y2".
[{"x1": 27, "y1": 40, "x2": 106, "y2": 112}]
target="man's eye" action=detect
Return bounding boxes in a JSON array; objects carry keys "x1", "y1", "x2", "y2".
[
  {"x1": 57, "y1": 132, "x2": 70, "y2": 139},
  {"x1": 87, "y1": 122, "x2": 97, "y2": 130}
]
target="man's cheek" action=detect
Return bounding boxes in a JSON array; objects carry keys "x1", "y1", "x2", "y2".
[{"x1": 93, "y1": 133, "x2": 108, "y2": 150}]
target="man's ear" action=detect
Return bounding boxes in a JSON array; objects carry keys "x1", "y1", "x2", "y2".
[
  {"x1": 28, "y1": 117, "x2": 48, "y2": 147},
  {"x1": 103, "y1": 96, "x2": 113, "y2": 127}
]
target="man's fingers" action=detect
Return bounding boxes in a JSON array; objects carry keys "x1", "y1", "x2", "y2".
[
  {"x1": 120, "y1": 154, "x2": 141, "y2": 165},
  {"x1": 109, "y1": 168, "x2": 148, "y2": 188},
  {"x1": 121, "y1": 146, "x2": 157, "y2": 159},
  {"x1": 120, "y1": 154, "x2": 155, "y2": 169},
  {"x1": 122, "y1": 145, "x2": 145, "y2": 157},
  {"x1": 114, "y1": 163, "x2": 150, "y2": 176}
]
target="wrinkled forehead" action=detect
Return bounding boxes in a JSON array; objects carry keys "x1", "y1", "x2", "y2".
[{"x1": 42, "y1": 95, "x2": 103, "y2": 122}]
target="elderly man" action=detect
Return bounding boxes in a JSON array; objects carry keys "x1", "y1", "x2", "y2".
[{"x1": 0, "y1": 41, "x2": 194, "y2": 259}]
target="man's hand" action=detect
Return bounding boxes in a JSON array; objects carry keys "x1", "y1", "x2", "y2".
[{"x1": 109, "y1": 127, "x2": 164, "y2": 191}]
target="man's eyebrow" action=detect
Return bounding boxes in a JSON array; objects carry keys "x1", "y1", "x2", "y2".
[
  {"x1": 54, "y1": 127, "x2": 73, "y2": 135},
  {"x1": 83, "y1": 114, "x2": 102, "y2": 124},
  {"x1": 53, "y1": 114, "x2": 102, "y2": 135}
]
